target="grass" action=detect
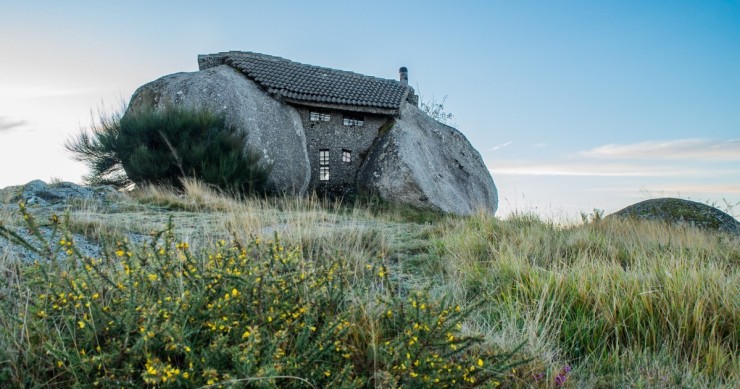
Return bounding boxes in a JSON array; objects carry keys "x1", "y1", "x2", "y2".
[{"x1": 0, "y1": 183, "x2": 737, "y2": 387}]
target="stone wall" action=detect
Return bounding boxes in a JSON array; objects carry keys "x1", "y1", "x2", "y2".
[{"x1": 296, "y1": 107, "x2": 390, "y2": 197}]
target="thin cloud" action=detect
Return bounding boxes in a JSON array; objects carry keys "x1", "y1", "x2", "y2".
[
  {"x1": 0, "y1": 117, "x2": 27, "y2": 132},
  {"x1": 0, "y1": 86, "x2": 97, "y2": 99},
  {"x1": 490, "y1": 160, "x2": 740, "y2": 177},
  {"x1": 490, "y1": 141, "x2": 513, "y2": 151},
  {"x1": 580, "y1": 138, "x2": 740, "y2": 161},
  {"x1": 641, "y1": 184, "x2": 740, "y2": 195}
]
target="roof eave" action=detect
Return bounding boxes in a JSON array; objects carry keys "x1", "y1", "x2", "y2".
[{"x1": 284, "y1": 99, "x2": 399, "y2": 116}]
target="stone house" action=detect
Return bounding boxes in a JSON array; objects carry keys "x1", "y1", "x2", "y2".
[{"x1": 197, "y1": 52, "x2": 418, "y2": 197}]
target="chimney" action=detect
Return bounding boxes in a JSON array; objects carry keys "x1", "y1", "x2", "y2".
[{"x1": 399, "y1": 66, "x2": 408, "y2": 86}]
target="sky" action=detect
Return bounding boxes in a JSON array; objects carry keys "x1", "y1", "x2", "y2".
[{"x1": 1, "y1": 0, "x2": 739, "y2": 221}]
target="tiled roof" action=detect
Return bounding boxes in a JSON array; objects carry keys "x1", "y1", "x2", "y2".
[{"x1": 199, "y1": 51, "x2": 410, "y2": 114}]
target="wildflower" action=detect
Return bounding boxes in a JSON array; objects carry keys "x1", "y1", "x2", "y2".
[
  {"x1": 324, "y1": 371, "x2": 331, "y2": 377},
  {"x1": 115, "y1": 250, "x2": 124, "y2": 257},
  {"x1": 77, "y1": 321, "x2": 85, "y2": 329},
  {"x1": 478, "y1": 358, "x2": 484, "y2": 367}
]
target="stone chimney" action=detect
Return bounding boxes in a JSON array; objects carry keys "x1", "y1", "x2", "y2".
[{"x1": 399, "y1": 66, "x2": 408, "y2": 86}]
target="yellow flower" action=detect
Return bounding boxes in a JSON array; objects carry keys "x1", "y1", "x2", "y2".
[
  {"x1": 324, "y1": 371, "x2": 331, "y2": 377},
  {"x1": 115, "y1": 250, "x2": 124, "y2": 257},
  {"x1": 57, "y1": 360, "x2": 64, "y2": 367},
  {"x1": 77, "y1": 321, "x2": 85, "y2": 329},
  {"x1": 478, "y1": 359, "x2": 484, "y2": 367},
  {"x1": 231, "y1": 288, "x2": 238, "y2": 297},
  {"x1": 147, "y1": 274, "x2": 158, "y2": 281}
]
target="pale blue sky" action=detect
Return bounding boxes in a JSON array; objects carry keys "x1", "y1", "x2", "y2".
[{"x1": 1, "y1": 0, "x2": 738, "y2": 220}]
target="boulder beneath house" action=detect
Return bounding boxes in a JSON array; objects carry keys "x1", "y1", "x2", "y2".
[
  {"x1": 610, "y1": 198, "x2": 740, "y2": 236},
  {"x1": 358, "y1": 102, "x2": 498, "y2": 215},
  {"x1": 127, "y1": 65, "x2": 310, "y2": 195}
]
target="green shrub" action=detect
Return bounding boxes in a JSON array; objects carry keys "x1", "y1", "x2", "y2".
[
  {"x1": 0, "y1": 205, "x2": 523, "y2": 387},
  {"x1": 66, "y1": 105, "x2": 269, "y2": 195}
]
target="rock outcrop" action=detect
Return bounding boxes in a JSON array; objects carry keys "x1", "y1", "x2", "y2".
[
  {"x1": 127, "y1": 65, "x2": 311, "y2": 195},
  {"x1": 610, "y1": 198, "x2": 739, "y2": 236},
  {"x1": 0, "y1": 179, "x2": 121, "y2": 208},
  {"x1": 357, "y1": 103, "x2": 498, "y2": 215},
  {"x1": 0, "y1": 180, "x2": 127, "y2": 262}
]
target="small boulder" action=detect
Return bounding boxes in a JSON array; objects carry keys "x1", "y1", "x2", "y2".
[
  {"x1": 610, "y1": 198, "x2": 739, "y2": 236},
  {"x1": 4, "y1": 180, "x2": 118, "y2": 207},
  {"x1": 11, "y1": 180, "x2": 94, "y2": 206},
  {"x1": 358, "y1": 102, "x2": 498, "y2": 215},
  {"x1": 127, "y1": 65, "x2": 311, "y2": 195}
]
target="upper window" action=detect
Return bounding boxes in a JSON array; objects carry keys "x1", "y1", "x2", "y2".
[
  {"x1": 342, "y1": 149, "x2": 352, "y2": 163},
  {"x1": 310, "y1": 112, "x2": 331, "y2": 122},
  {"x1": 343, "y1": 114, "x2": 364, "y2": 127}
]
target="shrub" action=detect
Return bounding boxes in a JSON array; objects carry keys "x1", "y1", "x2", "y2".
[
  {"x1": 66, "y1": 105, "x2": 269, "y2": 195},
  {"x1": 0, "y1": 205, "x2": 524, "y2": 387}
]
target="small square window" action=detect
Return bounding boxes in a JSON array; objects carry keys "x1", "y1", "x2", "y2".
[
  {"x1": 342, "y1": 149, "x2": 351, "y2": 163},
  {"x1": 310, "y1": 112, "x2": 331, "y2": 122},
  {"x1": 319, "y1": 166, "x2": 330, "y2": 181}
]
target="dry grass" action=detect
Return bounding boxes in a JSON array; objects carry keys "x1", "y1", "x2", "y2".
[
  {"x1": 0, "y1": 181, "x2": 736, "y2": 386},
  {"x1": 429, "y1": 212, "x2": 739, "y2": 387}
]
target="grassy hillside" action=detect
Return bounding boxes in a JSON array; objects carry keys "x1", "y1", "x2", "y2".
[{"x1": 1, "y1": 181, "x2": 738, "y2": 387}]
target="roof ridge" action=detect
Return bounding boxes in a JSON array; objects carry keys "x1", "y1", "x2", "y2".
[
  {"x1": 216, "y1": 51, "x2": 401, "y2": 85},
  {"x1": 198, "y1": 51, "x2": 412, "y2": 114}
]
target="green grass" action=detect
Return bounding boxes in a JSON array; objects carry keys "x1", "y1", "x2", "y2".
[{"x1": 0, "y1": 183, "x2": 737, "y2": 387}]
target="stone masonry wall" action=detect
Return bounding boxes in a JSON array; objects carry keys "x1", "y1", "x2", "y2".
[{"x1": 297, "y1": 107, "x2": 390, "y2": 197}]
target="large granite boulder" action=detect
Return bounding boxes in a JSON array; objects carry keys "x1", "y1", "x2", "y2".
[
  {"x1": 127, "y1": 65, "x2": 310, "y2": 195},
  {"x1": 357, "y1": 103, "x2": 498, "y2": 215},
  {"x1": 610, "y1": 198, "x2": 739, "y2": 236}
]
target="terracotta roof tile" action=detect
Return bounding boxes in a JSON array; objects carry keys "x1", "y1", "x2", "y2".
[{"x1": 199, "y1": 51, "x2": 409, "y2": 113}]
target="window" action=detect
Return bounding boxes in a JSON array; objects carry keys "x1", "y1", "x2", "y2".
[
  {"x1": 343, "y1": 114, "x2": 364, "y2": 126},
  {"x1": 319, "y1": 166, "x2": 330, "y2": 181},
  {"x1": 310, "y1": 112, "x2": 331, "y2": 122},
  {"x1": 342, "y1": 149, "x2": 352, "y2": 163},
  {"x1": 319, "y1": 149, "x2": 330, "y2": 180},
  {"x1": 319, "y1": 149, "x2": 329, "y2": 165}
]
